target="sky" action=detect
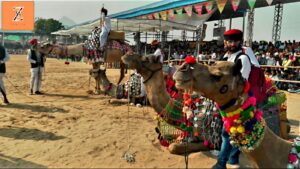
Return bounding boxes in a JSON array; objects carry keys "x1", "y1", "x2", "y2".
[{"x1": 0, "y1": 0, "x2": 300, "y2": 42}]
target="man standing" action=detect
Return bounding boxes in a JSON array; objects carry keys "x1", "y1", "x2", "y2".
[
  {"x1": 151, "y1": 40, "x2": 164, "y2": 63},
  {"x1": 214, "y1": 29, "x2": 253, "y2": 169},
  {"x1": 0, "y1": 44, "x2": 10, "y2": 104},
  {"x1": 27, "y1": 38, "x2": 45, "y2": 95},
  {"x1": 99, "y1": 7, "x2": 111, "y2": 51}
]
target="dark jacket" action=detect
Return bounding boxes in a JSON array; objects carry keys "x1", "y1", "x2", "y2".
[
  {"x1": 29, "y1": 49, "x2": 45, "y2": 68},
  {"x1": 0, "y1": 45, "x2": 6, "y2": 73}
]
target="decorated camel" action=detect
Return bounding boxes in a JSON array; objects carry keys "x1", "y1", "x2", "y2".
[
  {"x1": 44, "y1": 32, "x2": 131, "y2": 90},
  {"x1": 172, "y1": 59, "x2": 295, "y2": 168},
  {"x1": 120, "y1": 53, "x2": 225, "y2": 155}
]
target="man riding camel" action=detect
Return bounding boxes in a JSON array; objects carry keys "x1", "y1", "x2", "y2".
[{"x1": 99, "y1": 7, "x2": 111, "y2": 51}]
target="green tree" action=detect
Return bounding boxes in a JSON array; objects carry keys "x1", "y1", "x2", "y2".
[{"x1": 34, "y1": 18, "x2": 65, "y2": 36}]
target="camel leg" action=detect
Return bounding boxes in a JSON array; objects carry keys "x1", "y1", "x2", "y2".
[
  {"x1": 117, "y1": 61, "x2": 125, "y2": 85},
  {"x1": 92, "y1": 63, "x2": 101, "y2": 94},
  {"x1": 168, "y1": 142, "x2": 210, "y2": 155}
]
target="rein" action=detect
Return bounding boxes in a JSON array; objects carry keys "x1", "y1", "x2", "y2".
[{"x1": 140, "y1": 62, "x2": 162, "y2": 84}]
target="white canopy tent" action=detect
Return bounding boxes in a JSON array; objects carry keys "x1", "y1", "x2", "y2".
[{"x1": 51, "y1": 10, "x2": 215, "y2": 36}]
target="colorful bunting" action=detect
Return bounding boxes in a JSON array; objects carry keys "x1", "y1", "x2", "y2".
[
  {"x1": 247, "y1": 0, "x2": 256, "y2": 10},
  {"x1": 204, "y1": 1, "x2": 213, "y2": 14},
  {"x1": 194, "y1": 3, "x2": 203, "y2": 15},
  {"x1": 160, "y1": 11, "x2": 167, "y2": 20},
  {"x1": 168, "y1": 9, "x2": 174, "y2": 20},
  {"x1": 148, "y1": 14, "x2": 154, "y2": 20},
  {"x1": 176, "y1": 8, "x2": 183, "y2": 15},
  {"x1": 184, "y1": 5, "x2": 193, "y2": 17},
  {"x1": 217, "y1": 0, "x2": 227, "y2": 13},
  {"x1": 154, "y1": 13, "x2": 160, "y2": 19},
  {"x1": 266, "y1": 0, "x2": 273, "y2": 5},
  {"x1": 231, "y1": 0, "x2": 241, "y2": 12}
]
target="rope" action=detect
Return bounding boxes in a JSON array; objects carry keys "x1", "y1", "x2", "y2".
[{"x1": 122, "y1": 69, "x2": 136, "y2": 163}]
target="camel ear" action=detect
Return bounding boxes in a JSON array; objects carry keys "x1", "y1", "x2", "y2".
[{"x1": 232, "y1": 59, "x2": 242, "y2": 76}]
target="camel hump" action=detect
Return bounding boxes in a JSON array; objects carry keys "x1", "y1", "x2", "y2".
[{"x1": 108, "y1": 31, "x2": 125, "y2": 41}]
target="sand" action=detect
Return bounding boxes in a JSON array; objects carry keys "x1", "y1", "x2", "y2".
[{"x1": 0, "y1": 55, "x2": 299, "y2": 168}]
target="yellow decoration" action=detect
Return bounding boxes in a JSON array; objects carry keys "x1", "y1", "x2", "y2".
[
  {"x1": 236, "y1": 120, "x2": 242, "y2": 124},
  {"x1": 230, "y1": 127, "x2": 237, "y2": 134},
  {"x1": 250, "y1": 111, "x2": 254, "y2": 118},
  {"x1": 237, "y1": 126, "x2": 245, "y2": 133},
  {"x1": 227, "y1": 108, "x2": 243, "y2": 117}
]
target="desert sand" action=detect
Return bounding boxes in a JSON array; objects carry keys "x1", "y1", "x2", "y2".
[{"x1": 0, "y1": 55, "x2": 299, "y2": 168}]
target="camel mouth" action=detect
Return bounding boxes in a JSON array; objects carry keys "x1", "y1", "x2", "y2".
[{"x1": 174, "y1": 79, "x2": 192, "y2": 90}]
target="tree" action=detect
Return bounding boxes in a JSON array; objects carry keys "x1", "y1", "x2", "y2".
[{"x1": 34, "y1": 18, "x2": 65, "y2": 36}]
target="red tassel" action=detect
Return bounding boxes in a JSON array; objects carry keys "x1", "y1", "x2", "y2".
[
  {"x1": 243, "y1": 81, "x2": 250, "y2": 93},
  {"x1": 184, "y1": 56, "x2": 196, "y2": 64}
]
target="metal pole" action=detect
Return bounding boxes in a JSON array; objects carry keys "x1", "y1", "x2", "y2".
[
  {"x1": 242, "y1": 11, "x2": 246, "y2": 41},
  {"x1": 229, "y1": 17, "x2": 232, "y2": 29},
  {"x1": 2, "y1": 32, "x2": 4, "y2": 46},
  {"x1": 168, "y1": 45, "x2": 171, "y2": 64},
  {"x1": 145, "y1": 32, "x2": 147, "y2": 55}
]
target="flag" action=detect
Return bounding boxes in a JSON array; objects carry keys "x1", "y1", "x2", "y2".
[
  {"x1": 160, "y1": 11, "x2": 167, "y2": 20},
  {"x1": 176, "y1": 8, "x2": 183, "y2": 15},
  {"x1": 204, "y1": 1, "x2": 213, "y2": 14},
  {"x1": 231, "y1": 0, "x2": 241, "y2": 12},
  {"x1": 247, "y1": 0, "x2": 256, "y2": 10},
  {"x1": 184, "y1": 5, "x2": 193, "y2": 17},
  {"x1": 168, "y1": 9, "x2": 174, "y2": 20},
  {"x1": 217, "y1": 0, "x2": 227, "y2": 13},
  {"x1": 154, "y1": 13, "x2": 160, "y2": 19},
  {"x1": 148, "y1": 14, "x2": 154, "y2": 20},
  {"x1": 194, "y1": 3, "x2": 203, "y2": 15},
  {"x1": 266, "y1": 0, "x2": 273, "y2": 5}
]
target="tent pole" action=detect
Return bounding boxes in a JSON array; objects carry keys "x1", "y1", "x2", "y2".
[
  {"x1": 145, "y1": 32, "x2": 147, "y2": 55},
  {"x1": 229, "y1": 17, "x2": 232, "y2": 29}
]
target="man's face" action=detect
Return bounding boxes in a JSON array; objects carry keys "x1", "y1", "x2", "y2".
[{"x1": 224, "y1": 40, "x2": 241, "y2": 53}]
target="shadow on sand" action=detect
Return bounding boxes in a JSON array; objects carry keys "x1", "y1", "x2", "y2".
[
  {"x1": 0, "y1": 153, "x2": 46, "y2": 168},
  {"x1": 3, "y1": 103, "x2": 67, "y2": 113},
  {"x1": 0, "y1": 127, "x2": 65, "y2": 141}
]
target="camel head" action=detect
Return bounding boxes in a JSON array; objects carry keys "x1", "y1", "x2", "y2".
[
  {"x1": 173, "y1": 60, "x2": 245, "y2": 107},
  {"x1": 38, "y1": 42, "x2": 55, "y2": 55},
  {"x1": 121, "y1": 52, "x2": 162, "y2": 79}
]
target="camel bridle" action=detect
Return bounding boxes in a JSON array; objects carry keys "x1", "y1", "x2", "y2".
[{"x1": 140, "y1": 61, "x2": 162, "y2": 84}]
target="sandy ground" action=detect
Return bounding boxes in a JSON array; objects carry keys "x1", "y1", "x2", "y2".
[{"x1": 0, "y1": 55, "x2": 299, "y2": 168}]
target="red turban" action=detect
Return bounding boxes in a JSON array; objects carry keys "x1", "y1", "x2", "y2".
[{"x1": 28, "y1": 38, "x2": 38, "y2": 46}]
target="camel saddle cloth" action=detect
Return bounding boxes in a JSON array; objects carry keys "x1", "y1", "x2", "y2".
[{"x1": 108, "y1": 31, "x2": 125, "y2": 41}]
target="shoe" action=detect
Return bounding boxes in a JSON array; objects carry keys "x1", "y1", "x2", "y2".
[
  {"x1": 212, "y1": 163, "x2": 226, "y2": 169},
  {"x1": 35, "y1": 91, "x2": 43, "y2": 95},
  {"x1": 3, "y1": 99, "x2": 10, "y2": 104}
]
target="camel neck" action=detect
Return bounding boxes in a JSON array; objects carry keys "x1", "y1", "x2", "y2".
[{"x1": 143, "y1": 70, "x2": 170, "y2": 113}]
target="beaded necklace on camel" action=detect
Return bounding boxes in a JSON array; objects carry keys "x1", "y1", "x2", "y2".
[{"x1": 183, "y1": 56, "x2": 265, "y2": 151}]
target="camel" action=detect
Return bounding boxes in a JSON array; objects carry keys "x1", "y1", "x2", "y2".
[
  {"x1": 172, "y1": 59, "x2": 293, "y2": 168},
  {"x1": 121, "y1": 53, "x2": 213, "y2": 155},
  {"x1": 43, "y1": 41, "x2": 130, "y2": 87}
]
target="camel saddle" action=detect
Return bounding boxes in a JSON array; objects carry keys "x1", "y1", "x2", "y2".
[{"x1": 108, "y1": 31, "x2": 125, "y2": 41}]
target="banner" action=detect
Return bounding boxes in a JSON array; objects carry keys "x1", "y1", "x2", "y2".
[
  {"x1": 231, "y1": 0, "x2": 241, "y2": 12},
  {"x1": 2, "y1": 1, "x2": 34, "y2": 31},
  {"x1": 194, "y1": 3, "x2": 203, "y2": 15},
  {"x1": 154, "y1": 13, "x2": 160, "y2": 19},
  {"x1": 184, "y1": 5, "x2": 193, "y2": 17},
  {"x1": 217, "y1": 0, "x2": 227, "y2": 13},
  {"x1": 247, "y1": 0, "x2": 256, "y2": 10},
  {"x1": 176, "y1": 8, "x2": 183, "y2": 15},
  {"x1": 160, "y1": 11, "x2": 167, "y2": 20},
  {"x1": 204, "y1": 1, "x2": 213, "y2": 14},
  {"x1": 168, "y1": 9, "x2": 174, "y2": 20},
  {"x1": 266, "y1": 0, "x2": 273, "y2": 5}
]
